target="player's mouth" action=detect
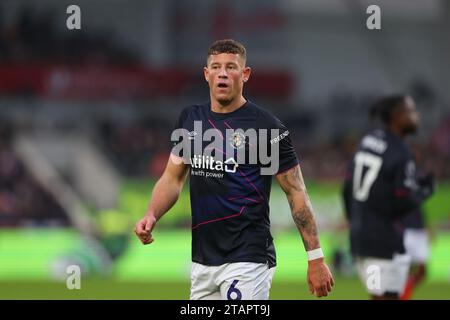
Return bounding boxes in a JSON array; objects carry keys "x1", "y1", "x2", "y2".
[{"x1": 217, "y1": 83, "x2": 229, "y2": 89}]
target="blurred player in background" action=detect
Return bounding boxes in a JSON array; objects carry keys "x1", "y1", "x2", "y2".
[
  {"x1": 343, "y1": 95, "x2": 435, "y2": 300},
  {"x1": 135, "y1": 39, "x2": 334, "y2": 300},
  {"x1": 400, "y1": 146, "x2": 435, "y2": 300}
]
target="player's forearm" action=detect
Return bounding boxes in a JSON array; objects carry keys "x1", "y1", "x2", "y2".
[
  {"x1": 146, "y1": 174, "x2": 184, "y2": 221},
  {"x1": 287, "y1": 191, "x2": 321, "y2": 251},
  {"x1": 277, "y1": 165, "x2": 321, "y2": 251}
]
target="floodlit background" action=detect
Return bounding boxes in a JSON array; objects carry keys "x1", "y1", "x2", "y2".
[{"x1": 0, "y1": 0, "x2": 449, "y2": 299}]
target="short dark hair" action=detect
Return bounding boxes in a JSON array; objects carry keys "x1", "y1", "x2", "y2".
[
  {"x1": 207, "y1": 39, "x2": 246, "y2": 63},
  {"x1": 369, "y1": 95, "x2": 407, "y2": 125}
]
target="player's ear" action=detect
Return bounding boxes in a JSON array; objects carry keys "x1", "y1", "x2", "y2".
[
  {"x1": 243, "y1": 66, "x2": 251, "y2": 83},
  {"x1": 204, "y1": 66, "x2": 210, "y2": 83}
]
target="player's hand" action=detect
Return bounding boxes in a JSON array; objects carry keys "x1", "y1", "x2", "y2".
[
  {"x1": 307, "y1": 258, "x2": 334, "y2": 298},
  {"x1": 418, "y1": 172, "x2": 436, "y2": 199},
  {"x1": 134, "y1": 214, "x2": 157, "y2": 245}
]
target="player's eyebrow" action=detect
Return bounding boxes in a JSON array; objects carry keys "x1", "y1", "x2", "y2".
[{"x1": 209, "y1": 61, "x2": 239, "y2": 67}]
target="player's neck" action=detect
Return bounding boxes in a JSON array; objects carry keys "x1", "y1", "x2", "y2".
[
  {"x1": 386, "y1": 125, "x2": 406, "y2": 139},
  {"x1": 210, "y1": 95, "x2": 247, "y2": 114}
]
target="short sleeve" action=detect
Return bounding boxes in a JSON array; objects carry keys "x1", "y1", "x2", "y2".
[
  {"x1": 170, "y1": 107, "x2": 190, "y2": 157},
  {"x1": 259, "y1": 111, "x2": 299, "y2": 175},
  {"x1": 274, "y1": 118, "x2": 299, "y2": 174}
]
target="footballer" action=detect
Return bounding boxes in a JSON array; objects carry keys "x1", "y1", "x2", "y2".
[
  {"x1": 343, "y1": 95, "x2": 434, "y2": 299},
  {"x1": 135, "y1": 39, "x2": 334, "y2": 300}
]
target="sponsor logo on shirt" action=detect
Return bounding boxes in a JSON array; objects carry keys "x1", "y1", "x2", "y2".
[
  {"x1": 270, "y1": 130, "x2": 289, "y2": 145},
  {"x1": 190, "y1": 155, "x2": 238, "y2": 174}
]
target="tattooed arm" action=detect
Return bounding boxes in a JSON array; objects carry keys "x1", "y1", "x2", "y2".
[
  {"x1": 276, "y1": 164, "x2": 334, "y2": 297},
  {"x1": 276, "y1": 165, "x2": 320, "y2": 250}
]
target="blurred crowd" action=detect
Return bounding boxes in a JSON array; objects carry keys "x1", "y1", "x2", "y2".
[
  {"x1": 0, "y1": 6, "x2": 137, "y2": 65},
  {"x1": 99, "y1": 117, "x2": 171, "y2": 177},
  {"x1": 0, "y1": 123, "x2": 68, "y2": 227}
]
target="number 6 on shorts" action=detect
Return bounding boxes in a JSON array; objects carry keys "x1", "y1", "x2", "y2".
[{"x1": 227, "y1": 280, "x2": 242, "y2": 300}]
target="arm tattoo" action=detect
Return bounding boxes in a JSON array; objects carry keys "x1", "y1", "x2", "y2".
[{"x1": 280, "y1": 166, "x2": 320, "y2": 251}]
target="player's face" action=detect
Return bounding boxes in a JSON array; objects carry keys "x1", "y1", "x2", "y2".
[
  {"x1": 399, "y1": 96, "x2": 419, "y2": 134},
  {"x1": 204, "y1": 53, "x2": 251, "y2": 106}
]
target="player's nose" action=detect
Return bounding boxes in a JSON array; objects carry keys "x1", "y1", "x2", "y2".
[{"x1": 218, "y1": 67, "x2": 228, "y2": 78}]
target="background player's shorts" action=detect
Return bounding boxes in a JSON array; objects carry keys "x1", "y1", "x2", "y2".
[
  {"x1": 190, "y1": 262, "x2": 276, "y2": 300},
  {"x1": 355, "y1": 253, "x2": 411, "y2": 296},
  {"x1": 404, "y1": 228, "x2": 430, "y2": 264}
]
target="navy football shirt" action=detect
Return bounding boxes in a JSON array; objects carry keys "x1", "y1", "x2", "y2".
[
  {"x1": 400, "y1": 168, "x2": 429, "y2": 230},
  {"x1": 171, "y1": 100, "x2": 299, "y2": 267},
  {"x1": 343, "y1": 129, "x2": 426, "y2": 259}
]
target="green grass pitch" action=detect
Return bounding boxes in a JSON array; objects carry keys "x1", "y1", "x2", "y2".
[{"x1": 1, "y1": 278, "x2": 450, "y2": 300}]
